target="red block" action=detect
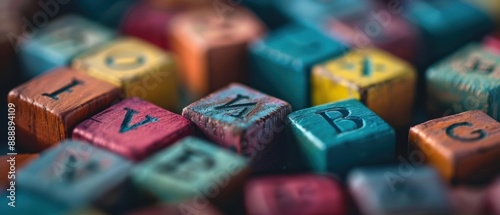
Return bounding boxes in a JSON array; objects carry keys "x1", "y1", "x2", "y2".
[
  {"x1": 73, "y1": 98, "x2": 194, "y2": 161},
  {"x1": 245, "y1": 174, "x2": 348, "y2": 215},
  {"x1": 486, "y1": 178, "x2": 500, "y2": 215},
  {"x1": 484, "y1": 31, "x2": 500, "y2": 54}
]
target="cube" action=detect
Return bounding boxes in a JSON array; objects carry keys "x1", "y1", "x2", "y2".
[
  {"x1": 8, "y1": 67, "x2": 121, "y2": 151},
  {"x1": 288, "y1": 99, "x2": 395, "y2": 175},
  {"x1": 312, "y1": 48, "x2": 416, "y2": 127},
  {"x1": 132, "y1": 137, "x2": 249, "y2": 203},
  {"x1": 245, "y1": 174, "x2": 348, "y2": 215},
  {"x1": 484, "y1": 31, "x2": 500, "y2": 54},
  {"x1": 486, "y1": 178, "x2": 500, "y2": 215},
  {"x1": 347, "y1": 166, "x2": 452, "y2": 215},
  {"x1": 170, "y1": 7, "x2": 266, "y2": 101},
  {"x1": 449, "y1": 187, "x2": 488, "y2": 215},
  {"x1": 250, "y1": 23, "x2": 348, "y2": 110},
  {"x1": 182, "y1": 83, "x2": 291, "y2": 171},
  {"x1": 426, "y1": 43, "x2": 500, "y2": 120},
  {"x1": 409, "y1": 110, "x2": 500, "y2": 183},
  {"x1": 72, "y1": 37, "x2": 178, "y2": 110},
  {"x1": 19, "y1": 15, "x2": 115, "y2": 77},
  {"x1": 73, "y1": 98, "x2": 194, "y2": 161},
  {"x1": 17, "y1": 140, "x2": 132, "y2": 208},
  {"x1": 1, "y1": 154, "x2": 39, "y2": 188}
]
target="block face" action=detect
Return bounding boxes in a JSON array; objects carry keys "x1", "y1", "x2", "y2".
[
  {"x1": 250, "y1": 23, "x2": 348, "y2": 110},
  {"x1": 409, "y1": 110, "x2": 500, "y2": 182},
  {"x1": 8, "y1": 67, "x2": 121, "y2": 151},
  {"x1": 312, "y1": 48, "x2": 416, "y2": 127},
  {"x1": 426, "y1": 43, "x2": 500, "y2": 120},
  {"x1": 17, "y1": 140, "x2": 132, "y2": 207},
  {"x1": 348, "y1": 166, "x2": 452, "y2": 215},
  {"x1": 288, "y1": 99, "x2": 395, "y2": 174},
  {"x1": 72, "y1": 37, "x2": 178, "y2": 110},
  {"x1": 132, "y1": 137, "x2": 248, "y2": 202},
  {"x1": 170, "y1": 7, "x2": 266, "y2": 100},
  {"x1": 245, "y1": 174, "x2": 347, "y2": 215},
  {"x1": 73, "y1": 98, "x2": 194, "y2": 161},
  {"x1": 20, "y1": 15, "x2": 115, "y2": 77}
]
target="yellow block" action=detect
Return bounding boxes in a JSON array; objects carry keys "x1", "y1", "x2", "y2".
[
  {"x1": 312, "y1": 48, "x2": 417, "y2": 127},
  {"x1": 72, "y1": 37, "x2": 178, "y2": 111}
]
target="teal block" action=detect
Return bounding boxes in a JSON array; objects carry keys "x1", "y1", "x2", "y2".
[
  {"x1": 288, "y1": 99, "x2": 395, "y2": 175},
  {"x1": 20, "y1": 15, "x2": 115, "y2": 78},
  {"x1": 71, "y1": 0, "x2": 135, "y2": 27},
  {"x1": 243, "y1": 0, "x2": 289, "y2": 29},
  {"x1": 426, "y1": 43, "x2": 500, "y2": 120},
  {"x1": 348, "y1": 166, "x2": 452, "y2": 215},
  {"x1": 0, "y1": 190, "x2": 68, "y2": 215},
  {"x1": 17, "y1": 140, "x2": 132, "y2": 208},
  {"x1": 132, "y1": 137, "x2": 248, "y2": 203},
  {"x1": 250, "y1": 23, "x2": 348, "y2": 110}
]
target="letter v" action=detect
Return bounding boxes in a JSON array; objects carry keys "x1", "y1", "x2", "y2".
[{"x1": 120, "y1": 107, "x2": 159, "y2": 133}]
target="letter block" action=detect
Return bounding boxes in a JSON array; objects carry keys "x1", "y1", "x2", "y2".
[
  {"x1": 426, "y1": 43, "x2": 500, "y2": 120},
  {"x1": 72, "y1": 37, "x2": 178, "y2": 110},
  {"x1": 409, "y1": 110, "x2": 500, "y2": 183},
  {"x1": 288, "y1": 99, "x2": 395, "y2": 175},
  {"x1": 132, "y1": 137, "x2": 249, "y2": 203},
  {"x1": 170, "y1": 7, "x2": 266, "y2": 101},
  {"x1": 312, "y1": 48, "x2": 416, "y2": 127},
  {"x1": 484, "y1": 31, "x2": 500, "y2": 54},
  {"x1": 348, "y1": 166, "x2": 452, "y2": 215},
  {"x1": 0, "y1": 154, "x2": 39, "y2": 188},
  {"x1": 182, "y1": 83, "x2": 291, "y2": 171},
  {"x1": 17, "y1": 140, "x2": 132, "y2": 208},
  {"x1": 73, "y1": 98, "x2": 194, "y2": 161},
  {"x1": 8, "y1": 67, "x2": 121, "y2": 151},
  {"x1": 245, "y1": 174, "x2": 348, "y2": 215},
  {"x1": 19, "y1": 15, "x2": 115, "y2": 77},
  {"x1": 250, "y1": 23, "x2": 348, "y2": 110}
]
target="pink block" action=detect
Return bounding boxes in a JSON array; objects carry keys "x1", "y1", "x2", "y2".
[
  {"x1": 484, "y1": 31, "x2": 500, "y2": 54},
  {"x1": 449, "y1": 187, "x2": 488, "y2": 215},
  {"x1": 486, "y1": 178, "x2": 500, "y2": 215}
]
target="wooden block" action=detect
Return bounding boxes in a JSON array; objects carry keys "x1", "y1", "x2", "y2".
[
  {"x1": 250, "y1": 23, "x2": 348, "y2": 110},
  {"x1": 449, "y1": 186, "x2": 488, "y2": 215},
  {"x1": 409, "y1": 110, "x2": 500, "y2": 183},
  {"x1": 486, "y1": 178, "x2": 500, "y2": 215},
  {"x1": 131, "y1": 137, "x2": 249, "y2": 203},
  {"x1": 72, "y1": 37, "x2": 178, "y2": 110},
  {"x1": 245, "y1": 174, "x2": 348, "y2": 215},
  {"x1": 288, "y1": 99, "x2": 395, "y2": 175},
  {"x1": 426, "y1": 43, "x2": 500, "y2": 120},
  {"x1": 484, "y1": 31, "x2": 500, "y2": 54},
  {"x1": 348, "y1": 166, "x2": 452, "y2": 215},
  {"x1": 19, "y1": 15, "x2": 115, "y2": 78},
  {"x1": 127, "y1": 202, "x2": 223, "y2": 215},
  {"x1": 0, "y1": 154, "x2": 38, "y2": 188},
  {"x1": 17, "y1": 140, "x2": 132, "y2": 208},
  {"x1": 8, "y1": 67, "x2": 121, "y2": 151},
  {"x1": 170, "y1": 7, "x2": 266, "y2": 100},
  {"x1": 182, "y1": 83, "x2": 291, "y2": 171},
  {"x1": 73, "y1": 98, "x2": 194, "y2": 161},
  {"x1": 312, "y1": 48, "x2": 417, "y2": 127}
]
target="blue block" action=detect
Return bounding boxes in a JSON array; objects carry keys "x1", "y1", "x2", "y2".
[
  {"x1": 287, "y1": 99, "x2": 395, "y2": 175},
  {"x1": 17, "y1": 140, "x2": 132, "y2": 208},
  {"x1": 250, "y1": 23, "x2": 348, "y2": 110},
  {"x1": 20, "y1": 15, "x2": 115, "y2": 78}
]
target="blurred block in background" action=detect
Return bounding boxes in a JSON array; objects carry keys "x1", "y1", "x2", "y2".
[
  {"x1": 486, "y1": 178, "x2": 500, "y2": 214},
  {"x1": 243, "y1": 0, "x2": 289, "y2": 29},
  {"x1": 71, "y1": 0, "x2": 135, "y2": 28},
  {"x1": 484, "y1": 31, "x2": 500, "y2": 54},
  {"x1": 0, "y1": 154, "x2": 38, "y2": 188},
  {"x1": 449, "y1": 186, "x2": 488, "y2": 215}
]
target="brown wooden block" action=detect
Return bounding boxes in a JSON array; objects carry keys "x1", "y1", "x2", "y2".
[
  {"x1": 8, "y1": 67, "x2": 121, "y2": 152},
  {"x1": 170, "y1": 7, "x2": 266, "y2": 101},
  {"x1": 0, "y1": 154, "x2": 38, "y2": 188},
  {"x1": 409, "y1": 110, "x2": 500, "y2": 183}
]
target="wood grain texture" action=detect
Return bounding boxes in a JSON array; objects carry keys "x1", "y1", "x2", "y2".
[
  {"x1": 73, "y1": 98, "x2": 194, "y2": 161},
  {"x1": 8, "y1": 67, "x2": 121, "y2": 152},
  {"x1": 0, "y1": 154, "x2": 39, "y2": 188},
  {"x1": 409, "y1": 110, "x2": 500, "y2": 183}
]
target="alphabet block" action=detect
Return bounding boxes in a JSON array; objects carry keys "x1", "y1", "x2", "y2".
[
  {"x1": 426, "y1": 43, "x2": 500, "y2": 120},
  {"x1": 132, "y1": 137, "x2": 249, "y2": 203},
  {"x1": 182, "y1": 83, "x2": 291, "y2": 171},
  {"x1": 73, "y1": 98, "x2": 194, "y2": 161},
  {"x1": 8, "y1": 67, "x2": 121, "y2": 151},
  {"x1": 250, "y1": 23, "x2": 348, "y2": 110},
  {"x1": 0, "y1": 154, "x2": 39, "y2": 188},
  {"x1": 409, "y1": 110, "x2": 500, "y2": 183},
  {"x1": 288, "y1": 99, "x2": 395, "y2": 175},
  {"x1": 72, "y1": 37, "x2": 178, "y2": 110},
  {"x1": 19, "y1": 15, "x2": 115, "y2": 77},
  {"x1": 170, "y1": 7, "x2": 266, "y2": 101},
  {"x1": 312, "y1": 48, "x2": 417, "y2": 127},
  {"x1": 245, "y1": 174, "x2": 348, "y2": 215}
]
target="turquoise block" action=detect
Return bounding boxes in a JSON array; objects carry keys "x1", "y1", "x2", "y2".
[
  {"x1": 17, "y1": 140, "x2": 132, "y2": 208},
  {"x1": 403, "y1": 0, "x2": 494, "y2": 63},
  {"x1": 132, "y1": 137, "x2": 248, "y2": 203},
  {"x1": 0, "y1": 190, "x2": 68, "y2": 215},
  {"x1": 20, "y1": 15, "x2": 115, "y2": 78},
  {"x1": 71, "y1": 0, "x2": 135, "y2": 27},
  {"x1": 243, "y1": 0, "x2": 289, "y2": 29},
  {"x1": 250, "y1": 23, "x2": 348, "y2": 110},
  {"x1": 347, "y1": 166, "x2": 452, "y2": 215},
  {"x1": 288, "y1": 99, "x2": 395, "y2": 175}
]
